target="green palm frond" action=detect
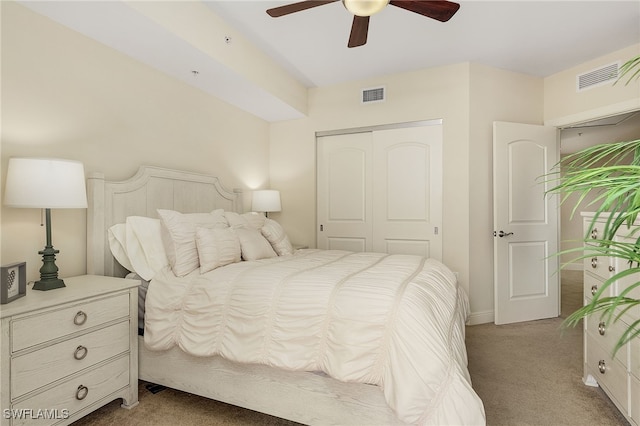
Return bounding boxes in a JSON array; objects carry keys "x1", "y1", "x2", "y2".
[{"x1": 615, "y1": 55, "x2": 640, "y2": 86}]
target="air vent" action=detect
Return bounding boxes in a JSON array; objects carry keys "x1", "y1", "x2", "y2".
[
  {"x1": 576, "y1": 62, "x2": 619, "y2": 92},
  {"x1": 361, "y1": 86, "x2": 385, "y2": 104}
]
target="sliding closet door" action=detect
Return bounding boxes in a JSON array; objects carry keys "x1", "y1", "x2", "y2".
[
  {"x1": 317, "y1": 132, "x2": 374, "y2": 252},
  {"x1": 372, "y1": 126, "x2": 442, "y2": 258},
  {"x1": 317, "y1": 123, "x2": 443, "y2": 259}
]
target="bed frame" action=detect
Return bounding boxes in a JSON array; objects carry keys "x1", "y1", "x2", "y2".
[{"x1": 87, "y1": 165, "x2": 404, "y2": 425}]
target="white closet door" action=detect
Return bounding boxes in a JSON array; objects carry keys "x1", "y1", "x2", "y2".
[
  {"x1": 317, "y1": 123, "x2": 443, "y2": 259},
  {"x1": 372, "y1": 126, "x2": 442, "y2": 258},
  {"x1": 317, "y1": 132, "x2": 373, "y2": 252}
]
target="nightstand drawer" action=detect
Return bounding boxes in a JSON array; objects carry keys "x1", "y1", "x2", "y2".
[
  {"x1": 11, "y1": 321, "x2": 130, "y2": 398},
  {"x1": 11, "y1": 293, "x2": 129, "y2": 352},
  {"x1": 11, "y1": 355, "x2": 130, "y2": 426}
]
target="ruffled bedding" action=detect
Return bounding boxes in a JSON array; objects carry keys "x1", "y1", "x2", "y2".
[{"x1": 144, "y1": 249, "x2": 485, "y2": 425}]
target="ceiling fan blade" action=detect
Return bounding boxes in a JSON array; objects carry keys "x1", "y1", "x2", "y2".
[
  {"x1": 348, "y1": 15, "x2": 370, "y2": 48},
  {"x1": 267, "y1": 1, "x2": 338, "y2": 17},
  {"x1": 389, "y1": 0, "x2": 460, "y2": 22}
]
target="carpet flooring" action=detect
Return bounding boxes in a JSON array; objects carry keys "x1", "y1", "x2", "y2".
[{"x1": 72, "y1": 270, "x2": 629, "y2": 425}]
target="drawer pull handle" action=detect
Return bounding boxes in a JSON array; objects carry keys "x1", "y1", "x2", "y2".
[
  {"x1": 598, "y1": 322, "x2": 606, "y2": 336},
  {"x1": 591, "y1": 285, "x2": 598, "y2": 296},
  {"x1": 598, "y1": 360, "x2": 606, "y2": 374},
  {"x1": 76, "y1": 385, "x2": 89, "y2": 401},
  {"x1": 591, "y1": 257, "x2": 598, "y2": 268},
  {"x1": 74, "y1": 345, "x2": 88, "y2": 360},
  {"x1": 591, "y1": 228, "x2": 598, "y2": 239},
  {"x1": 73, "y1": 311, "x2": 87, "y2": 326},
  {"x1": 609, "y1": 266, "x2": 615, "y2": 272}
]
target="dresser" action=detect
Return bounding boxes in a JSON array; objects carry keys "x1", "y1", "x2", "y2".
[
  {"x1": 582, "y1": 212, "x2": 640, "y2": 425},
  {"x1": 0, "y1": 275, "x2": 139, "y2": 425}
]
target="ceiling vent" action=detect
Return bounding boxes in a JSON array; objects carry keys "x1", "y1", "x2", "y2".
[
  {"x1": 361, "y1": 86, "x2": 385, "y2": 104},
  {"x1": 576, "y1": 62, "x2": 619, "y2": 92}
]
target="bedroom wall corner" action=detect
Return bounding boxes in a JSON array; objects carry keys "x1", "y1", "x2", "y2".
[
  {"x1": 269, "y1": 62, "x2": 474, "y2": 303},
  {"x1": 1, "y1": 2, "x2": 271, "y2": 283},
  {"x1": 468, "y1": 63, "x2": 544, "y2": 324}
]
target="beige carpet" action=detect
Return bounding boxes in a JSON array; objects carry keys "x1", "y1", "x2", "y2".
[{"x1": 72, "y1": 270, "x2": 629, "y2": 425}]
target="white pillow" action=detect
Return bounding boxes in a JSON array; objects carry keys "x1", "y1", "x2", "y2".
[
  {"x1": 158, "y1": 209, "x2": 228, "y2": 277},
  {"x1": 108, "y1": 223, "x2": 134, "y2": 272},
  {"x1": 125, "y1": 216, "x2": 168, "y2": 281},
  {"x1": 234, "y1": 227, "x2": 277, "y2": 261},
  {"x1": 196, "y1": 227, "x2": 241, "y2": 273},
  {"x1": 224, "y1": 211, "x2": 266, "y2": 229},
  {"x1": 261, "y1": 218, "x2": 294, "y2": 256}
]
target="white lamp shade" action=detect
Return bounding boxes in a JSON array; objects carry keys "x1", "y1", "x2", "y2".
[
  {"x1": 4, "y1": 157, "x2": 88, "y2": 209},
  {"x1": 252, "y1": 190, "x2": 281, "y2": 213},
  {"x1": 343, "y1": 0, "x2": 389, "y2": 16}
]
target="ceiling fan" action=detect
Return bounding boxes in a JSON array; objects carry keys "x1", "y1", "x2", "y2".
[{"x1": 266, "y1": 0, "x2": 460, "y2": 48}]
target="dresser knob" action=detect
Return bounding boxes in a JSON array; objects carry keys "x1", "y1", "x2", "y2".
[
  {"x1": 591, "y1": 257, "x2": 598, "y2": 268},
  {"x1": 609, "y1": 266, "x2": 615, "y2": 272},
  {"x1": 591, "y1": 228, "x2": 598, "y2": 239},
  {"x1": 76, "y1": 385, "x2": 89, "y2": 400},
  {"x1": 74, "y1": 345, "x2": 88, "y2": 360},
  {"x1": 591, "y1": 285, "x2": 598, "y2": 296},
  {"x1": 73, "y1": 311, "x2": 87, "y2": 326},
  {"x1": 598, "y1": 322, "x2": 606, "y2": 336},
  {"x1": 598, "y1": 360, "x2": 606, "y2": 374}
]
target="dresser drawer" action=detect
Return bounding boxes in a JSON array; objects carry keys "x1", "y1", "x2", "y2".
[
  {"x1": 11, "y1": 293, "x2": 129, "y2": 352},
  {"x1": 584, "y1": 254, "x2": 612, "y2": 281},
  {"x1": 585, "y1": 312, "x2": 628, "y2": 366},
  {"x1": 584, "y1": 272, "x2": 615, "y2": 301},
  {"x1": 11, "y1": 355, "x2": 130, "y2": 426},
  {"x1": 11, "y1": 321, "x2": 130, "y2": 398},
  {"x1": 586, "y1": 334, "x2": 629, "y2": 414}
]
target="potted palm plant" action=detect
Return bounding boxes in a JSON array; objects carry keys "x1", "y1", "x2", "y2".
[{"x1": 549, "y1": 54, "x2": 640, "y2": 354}]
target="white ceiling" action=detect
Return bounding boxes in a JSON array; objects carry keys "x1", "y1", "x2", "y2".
[{"x1": 19, "y1": 1, "x2": 640, "y2": 122}]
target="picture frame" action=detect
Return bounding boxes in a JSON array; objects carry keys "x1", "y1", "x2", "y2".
[{"x1": 1, "y1": 262, "x2": 26, "y2": 304}]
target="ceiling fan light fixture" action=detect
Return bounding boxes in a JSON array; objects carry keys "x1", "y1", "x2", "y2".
[{"x1": 342, "y1": 0, "x2": 389, "y2": 17}]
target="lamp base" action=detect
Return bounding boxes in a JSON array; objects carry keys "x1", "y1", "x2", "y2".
[{"x1": 33, "y1": 278, "x2": 65, "y2": 291}]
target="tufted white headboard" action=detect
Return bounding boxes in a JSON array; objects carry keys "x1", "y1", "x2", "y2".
[{"x1": 87, "y1": 165, "x2": 243, "y2": 277}]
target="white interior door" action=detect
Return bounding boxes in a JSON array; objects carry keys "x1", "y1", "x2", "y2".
[
  {"x1": 372, "y1": 126, "x2": 442, "y2": 258},
  {"x1": 493, "y1": 121, "x2": 560, "y2": 324},
  {"x1": 317, "y1": 132, "x2": 373, "y2": 252}
]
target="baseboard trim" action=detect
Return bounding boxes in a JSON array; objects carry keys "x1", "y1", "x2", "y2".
[{"x1": 467, "y1": 310, "x2": 494, "y2": 325}]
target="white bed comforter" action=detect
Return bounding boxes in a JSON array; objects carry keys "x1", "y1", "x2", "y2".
[{"x1": 144, "y1": 250, "x2": 485, "y2": 425}]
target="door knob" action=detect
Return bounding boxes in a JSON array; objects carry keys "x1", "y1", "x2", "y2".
[{"x1": 496, "y1": 230, "x2": 514, "y2": 238}]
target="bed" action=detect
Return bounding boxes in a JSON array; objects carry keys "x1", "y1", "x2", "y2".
[{"x1": 86, "y1": 165, "x2": 486, "y2": 425}]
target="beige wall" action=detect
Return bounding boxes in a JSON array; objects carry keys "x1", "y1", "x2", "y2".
[
  {"x1": 468, "y1": 64, "x2": 544, "y2": 322},
  {"x1": 270, "y1": 63, "x2": 473, "y2": 300},
  {"x1": 545, "y1": 44, "x2": 640, "y2": 126},
  {"x1": 1, "y1": 3, "x2": 270, "y2": 282}
]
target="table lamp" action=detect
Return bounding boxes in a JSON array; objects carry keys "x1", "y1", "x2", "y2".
[
  {"x1": 4, "y1": 157, "x2": 88, "y2": 290},
  {"x1": 252, "y1": 190, "x2": 281, "y2": 217}
]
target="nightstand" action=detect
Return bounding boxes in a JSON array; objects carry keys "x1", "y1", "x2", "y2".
[{"x1": 0, "y1": 275, "x2": 139, "y2": 425}]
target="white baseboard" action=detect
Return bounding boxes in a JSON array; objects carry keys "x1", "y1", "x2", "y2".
[{"x1": 467, "y1": 310, "x2": 494, "y2": 325}]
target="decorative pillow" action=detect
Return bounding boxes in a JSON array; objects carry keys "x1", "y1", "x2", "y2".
[
  {"x1": 196, "y1": 227, "x2": 241, "y2": 273},
  {"x1": 261, "y1": 218, "x2": 294, "y2": 256},
  {"x1": 158, "y1": 209, "x2": 228, "y2": 276},
  {"x1": 125, "y1": 216, "x2": 168, "y2": 281},
  {"x1": 108, "y1": 223, "x2": 134, "y2": 272},
  {"x1": 224, "y1": 211, "x2": 266, "y2": 230},
  {"x1": 234, "y1": 227, "x2": 277, "y2": 261}
]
